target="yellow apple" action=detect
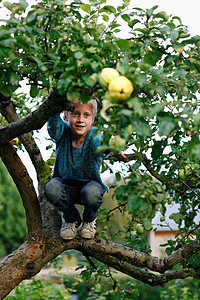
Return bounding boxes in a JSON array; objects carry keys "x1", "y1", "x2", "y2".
[
  {"x1": 108, "y1": 135, "x2": 126, "y2": 148},
  {"x1": 108, "y1": 76, "x2": 133, "y2": 101},
  {"x1": 99, "y1": 68, "x2": 119, "y2": 87}
]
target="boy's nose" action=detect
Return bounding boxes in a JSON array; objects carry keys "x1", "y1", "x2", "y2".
[{"x1": 78, "y1": 114, "x2": 84, "y2": 122}]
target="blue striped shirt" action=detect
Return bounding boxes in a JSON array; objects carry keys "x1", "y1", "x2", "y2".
[{"x1": 47, "y1": 113, "x2": 108, "y2": 192}]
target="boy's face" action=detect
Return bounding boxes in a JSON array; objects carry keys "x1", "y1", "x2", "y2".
[{"x1": 66, "y1": 102, "x2": 94, "y2": 141}]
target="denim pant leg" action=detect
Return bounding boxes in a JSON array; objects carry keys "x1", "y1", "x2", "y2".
[
  {"x1": 80, "y1": 181, "x2": 104, "y2": 222},
  {"x1": 44, "y1": 177, "x2": 81, "y2": 224}
]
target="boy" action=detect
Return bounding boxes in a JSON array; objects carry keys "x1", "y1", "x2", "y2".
[{"x1": 44, "y1": 99, "x2": 108, "y2": 240}]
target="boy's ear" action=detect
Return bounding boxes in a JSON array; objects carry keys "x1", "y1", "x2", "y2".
[{"x1": 63, "y1": 111, "x2": 68, "y2": 121}]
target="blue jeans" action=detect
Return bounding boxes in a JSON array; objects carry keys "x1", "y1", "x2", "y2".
[{"x1": 44, "y1": 177, "x2": 104, "y2": 224}]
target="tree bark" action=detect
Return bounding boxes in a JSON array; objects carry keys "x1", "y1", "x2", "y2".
[
  {"x1": 0, "y1": 91, "x2": 200, "y2": 299},
  {"x1": 1, "y1": 218, "x2": 200, "y2": 299},
  {"x1": 0, "y1": 101, "x2": 43, "y2": 175},
  {"x1": 0, "y1": 89, "x2": 66, "y2": 143}
]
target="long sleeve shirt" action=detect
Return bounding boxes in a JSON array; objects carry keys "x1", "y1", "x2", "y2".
[{"x1": 47, "y1": 113, "x2": 108, "y2": 193}]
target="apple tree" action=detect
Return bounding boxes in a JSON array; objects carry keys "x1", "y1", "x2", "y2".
[{"x1": 0, "y1": 0, "x2": 200, "y2": 298}]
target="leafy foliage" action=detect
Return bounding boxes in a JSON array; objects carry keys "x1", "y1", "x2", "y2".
[
  {"x1": 5, "y1": 278, "x2": 70, "y2": 300},
  {"x1": 0, "y1": 0, "x2": 200, "y2": 296},
  {"x1": 0, "y1": 159, "x2": 26, "y2": 257}
]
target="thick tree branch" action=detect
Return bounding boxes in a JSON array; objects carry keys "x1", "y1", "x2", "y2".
[
  {"x1": 1, "y1": 218, "x2": 200, "y2": 298},
  {"x1": 76, "y1": 236, "x2": 200, "y2": 274},
  {"x1": 0, "y1": 101, "x2": 44, "y2": 176},
  {"x1": 85, "y1": 253, "x2": 196, "y2": 286},
  {"x1": 0, "y1": 241, "x2": 44, "y2": 300},
  {"x1": 0, "y1": 143, "x2": 43, "y2": 241},
  {"x1": 0, "y1": 89, "x2": 67, "y2": 143}
]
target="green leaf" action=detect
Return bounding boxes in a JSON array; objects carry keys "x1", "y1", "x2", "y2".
[
  {"x1": 57, "y1": 77, "x2": 72, "y2": 94},
  {"x1": 0, "y1": 29, "x2": 10, "y2": 39},
  {"x1": 152, "y1": 140, "x2": 167, "y2": 160},
  {"x1": 121, "y1": 14, "x2": 130, "y2": 22},
  {"x1": 132, "y1": 117, "x2": 152, "y2": 138},
  {"x1": 190, "y1": 144, "x2": 200, "y2": 161},
  {"x1": 3, "y1": 1, "x2": 14, "y2": 11},
  {"x1": 0, "y1": 38, "x2": 15, "y2": 47},
  {"x1": 30, "y1": 85, "x2": 39, "y2": 98},
  {"x1": 127, "y1": 97, "x2": 145, "y2": 117},
  {"x1": 74, "y1": 51, "x2": 83, "y2": 59},
  {"x1": 158, "y1": 119, "x2": 176, "y2": 137},
  {"x1": 31, "y1": 57, "x2": 47, "y2": 72},
  {"x1": 15, "y1": 36, "x2": 32, "y2": 50},
  {"x1": 116, "y1": 57, "x2": 129, "y2": 74},
  {"x1": 115, "y1": 172, "x2": 121, "y2": 182},
  {"x1": 169, "y1": 30, "x2": 179, "y2": 43},
  {"x1": 99, "y1": 5, "x2": 116, "y2": 14},
  {"x1": 153, "y1": 11, "x2": 169, "y2": 22},
  {"x1": 116, "y1": 39, "x2": 129, "y2": 51},
  {"x1": 146, "y1": 6, "x2": 158, "y2": 20},
  {"x1": 26, "y1": 11, "x2": 37, "y2": 24},
  {"x1": 144, "y1": 49, "x2": 163, "y2": 66},
  {"x1": 127, "y1": 19, "x2": 140, "y2": 29},
  {"x1": 80, "y1": 4, "x2": 91, "y2": 13},
  {"x1": 174, "y1": 68, "x2": 187, "y2": 79},
  {"x1": 8, "y1": 71, "x2": 21, "y2": 86},
  {"x1": 79, "y1": 92, "x2": 91, "y2": 104},
  {"x1": 143, "y1": 218, "x2": 153, "y2": 231},
  {"x1": 102, "y1": 14, "x2": 109, "y2": 22},
  {"x1": 128, "y1": 195, "x2": 141, "y2": 214},
  {"x1": 19, "y1": 0, "x2": 28, "y2": 10},
  {"x1": 148, "y1": 103, "x2": 164, "y2": 119},
  {"x1": 67, "y1": 87, "x2": 80, "y2": 102},
  {"x1": 134, "y1": 74, "x2": 147, "y2": 87},
  {"x1": 169, "y1": 212, "x2": 184, "y2": 225},
  {"x1": 193, "y1": 113, "x2": 200, "y2": 127},
  {"x1": 0, "y1": 86, "x2": 12, "y2": 97},
  {"x1": 172, "y1": 16, "x2": 182, "y2": 25}
]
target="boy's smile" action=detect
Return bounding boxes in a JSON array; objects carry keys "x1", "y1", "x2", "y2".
[{"x1": 66, "y1": 102, "x2": 94, "y2": 146}]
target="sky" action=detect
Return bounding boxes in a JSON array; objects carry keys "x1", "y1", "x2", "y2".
[
  {"x1": 1, "y1": 0, "x2": 200, "y2": 188},
  {"x1": 132, "y1": 0, "x2": 199, "y2": 36}
]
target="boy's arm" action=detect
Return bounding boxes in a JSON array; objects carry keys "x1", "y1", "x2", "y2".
[
  {"x1": 47, "y1": 113, "x2": 66, "y2": 142},
  {"x1": 91, "y1": 132, "x2": 111, "y2": 159}
]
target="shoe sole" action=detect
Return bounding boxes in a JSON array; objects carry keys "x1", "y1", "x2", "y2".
[
  {"x1": 79, "y1": 232, "x2": 95, "y2": 239},
  {"x1": 60, "y1": 231, "x2": 77, "y2": 240}
]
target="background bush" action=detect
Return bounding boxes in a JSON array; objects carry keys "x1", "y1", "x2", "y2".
[{"x1": 0, "y1": 159, "x2": 27, "y2": 257}]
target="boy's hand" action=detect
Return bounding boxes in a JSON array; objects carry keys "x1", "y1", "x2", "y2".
[{"x1": 119, "y1": 151, "x2": 127, "y2": 159}]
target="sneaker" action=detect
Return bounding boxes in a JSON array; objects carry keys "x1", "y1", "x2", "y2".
[
  {"x1": 60, "y1": 221, "x2": 79, "y2": 240},
  {"x1": 79, "y1": 218, "x2": 97, "y2": 239}
]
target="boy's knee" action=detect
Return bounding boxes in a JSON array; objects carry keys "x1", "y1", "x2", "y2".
[
  {"x1": 44, "y1": 178, "x2": 62, "y2": 204},
  {"x1": 82, "y1": 182, "x2": 104, "y2": 206}
]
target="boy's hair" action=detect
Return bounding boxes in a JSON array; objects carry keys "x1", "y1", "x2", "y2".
[{"x1": 66, "y1": 99, "x2": 98, "y2": 118}]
